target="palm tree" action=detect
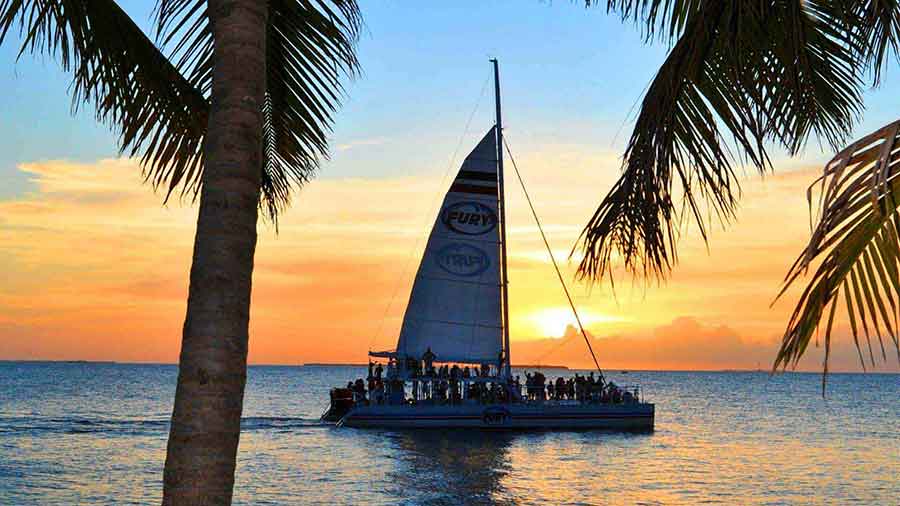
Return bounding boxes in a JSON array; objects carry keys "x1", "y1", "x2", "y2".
[
  {"x1": 576, "y1": 1, "x2": 900, "y2": 376},
  {"x1": 0, "y1": 0, "x2": 360, "y2": 503}
]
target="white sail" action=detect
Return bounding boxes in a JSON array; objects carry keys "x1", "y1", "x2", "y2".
[{"x1": 394, "y1": 127, "x2": 503, "y2": 364}]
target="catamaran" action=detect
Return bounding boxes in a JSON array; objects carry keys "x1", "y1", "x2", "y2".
[{"x1": 322, "y1": 60, "x2": 654, "y2": 430}]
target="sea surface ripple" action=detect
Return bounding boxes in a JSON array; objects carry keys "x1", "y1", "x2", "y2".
[{"x1": 0, "y1": 362, "x2": 897, "y2": 505}]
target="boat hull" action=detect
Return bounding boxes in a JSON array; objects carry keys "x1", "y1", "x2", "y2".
[{"x1": 338, "y1": 402, "x2": 654, "y2": 431}]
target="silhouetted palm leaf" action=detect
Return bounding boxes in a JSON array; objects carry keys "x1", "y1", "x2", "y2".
[
  {"x1": 852, "y1": 0, "x2": 900, "y2": 84},
  {"x1": 157, "y1": 0, "x2": 361, "y2": 220},
  {"x1": 1, "y1": 0, "x2": 359, "y2": 220},
  {"x1": 576, "y1": 1, "x2": 864, "y2": 282},
  {"x1": 0, "y1": 0, "x2": 208, "y2": 200},
  {"x1": 776, "y1": 120, "x2": 900, "y2": 377}
]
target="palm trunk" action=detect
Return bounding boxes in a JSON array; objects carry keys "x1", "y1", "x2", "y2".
[{"x1": 162, "y1": 1, "x2": 267, "y2": 504}]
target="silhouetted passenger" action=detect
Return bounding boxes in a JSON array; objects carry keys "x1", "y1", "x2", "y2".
[
  {"x1": 353, "y1": 378, "x2": 366, "y2": 403},
  {"x1": 387, "y1": 358, "x2": 396, "y2": 378},
  {"x1": 422, "y1": 347, "x2": 436, "y2": 376},
  {"x1": 374, "y1": 380, "x2": 385, "y2": 404}
]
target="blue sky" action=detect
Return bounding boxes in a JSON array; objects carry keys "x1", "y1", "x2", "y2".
[{"x1": 1, "y1": 1, "x2": 900, "y2": 200}]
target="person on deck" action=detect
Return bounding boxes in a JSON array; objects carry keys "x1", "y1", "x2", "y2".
[
  {"x1": 374, "y1": 362, "x2": 383, "y2": 380},
  {"x1": 386, "y1": 358, "x2": 396, "y2": 378},
  {"x1": 422, "y1": 347, "x2": 436, "y2": 377},
  {"x1": 375, "y1": 380, "x2": 385, "y2": 404},
  {"x1": 353, "y1": 378, "x2": 366, "y2": 403},
  {"x1": 547, "y1": 380, "x2": 555, "y2": 400}
]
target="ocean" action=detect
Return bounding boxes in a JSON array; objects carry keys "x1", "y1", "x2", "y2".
[{"x1": 0, "y1": 362, "x2": 897, "y2": 505}]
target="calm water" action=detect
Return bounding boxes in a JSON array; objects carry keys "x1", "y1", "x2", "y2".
[{"x1": 0, "y1": 362, "x2": 897, "y2": 505}]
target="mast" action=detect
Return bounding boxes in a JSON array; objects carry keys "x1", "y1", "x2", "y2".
[{"x1": 491, "y1": 58, "x2": 512, "y2": 379}]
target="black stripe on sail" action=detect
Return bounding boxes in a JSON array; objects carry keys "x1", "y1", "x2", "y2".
[
  {"x1": 456, "y1": 170, "x2": 497, "y2": 182},
  {"x1": 449, "y1": 183, "x2": 497, "y2": 195}
]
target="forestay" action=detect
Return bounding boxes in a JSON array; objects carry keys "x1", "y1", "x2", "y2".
[{"x1": 394, "y1": 127, "x2": 503, "y2": 364}]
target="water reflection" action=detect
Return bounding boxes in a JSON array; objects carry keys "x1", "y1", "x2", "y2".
[
  {"x1": 3, "y1": 365, "x2": 898, "y2": 506},
  {"x1": 385, "y1": 430, "x2": 517, "y2": 505}
]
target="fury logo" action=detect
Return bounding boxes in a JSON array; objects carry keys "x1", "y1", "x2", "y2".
[{"x1": 441, "y1": 201, "x2": 498, "y2": 235}]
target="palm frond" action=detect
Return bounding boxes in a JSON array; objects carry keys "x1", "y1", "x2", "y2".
[
  {"x1": 157, "y1": 0, "x2": 361, "y2": 221},
  {"x1": 850, "y1": 0, "x2": 900, "y2": 84},
  {"x1": 776, "y1": 119, "x2": 900, "y2": 375},
  {"x1": 575, "y1": 1, "x2": 864, "y2": 283},
  {"x1": 600, "y1": 0, "x2": 703, "y2": 42},
  {"x1": 262, "y1": 0, "x2": 361, "y2": 220},
  {"x1": 0, "y1": 0, "x2": 208, "y2": 200}
]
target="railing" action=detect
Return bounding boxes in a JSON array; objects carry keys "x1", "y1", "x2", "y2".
[
  {"x1": 519, "y1": 383, "x2": 643, "y2": 404},
  {"x1": 345, "y1": 376, "x2": 647, "y2": 407}
]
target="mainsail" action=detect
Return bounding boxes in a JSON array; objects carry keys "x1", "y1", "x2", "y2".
[{"x1": 393, "y1": 127, "x2": 503, "y2": 364}]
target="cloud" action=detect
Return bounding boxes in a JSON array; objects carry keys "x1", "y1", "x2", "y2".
[
  {"x1": 0, "y1": 156, "x2": 896, "y2": 372},
  {"x1": 335, "y1": 137, "x2": 388, "y2": 152},
  {"x1": 513, "y1": 318, "x2": 896, "y2": 373}
]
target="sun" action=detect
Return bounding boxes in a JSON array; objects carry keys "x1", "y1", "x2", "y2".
[{"x1": 529, "y1": 308, "x2": 621, "y2": 339}]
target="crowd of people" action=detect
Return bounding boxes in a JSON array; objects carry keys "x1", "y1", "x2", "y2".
[
  {"x1": 519, "y1": 370, "x2": 629, "y2": 403},
  {"x1": 342, "y1": 348, "x2": 636, "y2": 406}
]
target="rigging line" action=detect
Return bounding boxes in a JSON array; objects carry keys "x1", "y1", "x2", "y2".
[
  {"x1": 367, "y1": 73, "x2": 492, "y2": 350},
  {"x1": 532, "y1": 329, "x2": 581, "y2": 366},
  {"x1": 503, "y1": 137, "x2": 604, "y2": 377}
]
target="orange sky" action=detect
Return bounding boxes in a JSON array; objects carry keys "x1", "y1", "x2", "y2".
[{"x1": 1, "y1": 151, "x2": 898, "y2": 373}]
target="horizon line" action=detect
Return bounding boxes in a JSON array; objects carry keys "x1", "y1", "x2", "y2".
[{"x1": 1, "y1": 359, "x2": 897, "y2": 375}]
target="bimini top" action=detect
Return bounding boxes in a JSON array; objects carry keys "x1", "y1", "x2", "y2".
[{"x1": 378, "y1": 127, "x2": 503, "y2": 365}]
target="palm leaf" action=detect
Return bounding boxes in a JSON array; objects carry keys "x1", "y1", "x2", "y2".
[
  {"x1": 575, "y1": 1, "x2": 864, "y2": 283},
  {"x1": 776, "y1": 119, "x2": 900, "y2": 375},
  {"x1": 157, "y1": 0, "x2": 361, "y2": 220},
  {"x1": 851, "y1": 0, "x2": 900, "y2": 84},
  {"x1": 0, "y1": 0, "x2": 209, "y2": 200}
]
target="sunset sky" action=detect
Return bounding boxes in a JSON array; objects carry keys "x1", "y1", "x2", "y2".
[{"x1": 2, "y1": 1, "x2": 899, "y2": 372}]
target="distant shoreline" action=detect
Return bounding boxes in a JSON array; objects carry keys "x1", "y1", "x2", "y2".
[{"x1": 1, "y1": 360, "x2": 897, "y2": 374}]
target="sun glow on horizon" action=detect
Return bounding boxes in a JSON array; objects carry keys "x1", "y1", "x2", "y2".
[{"x1": 528, "y1": 308, "x2": 624, "y2": 339}]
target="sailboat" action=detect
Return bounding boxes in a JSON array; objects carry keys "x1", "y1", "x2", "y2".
[{"x1": 323, "y1": 60, "x2": 654, "y2": 430}]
